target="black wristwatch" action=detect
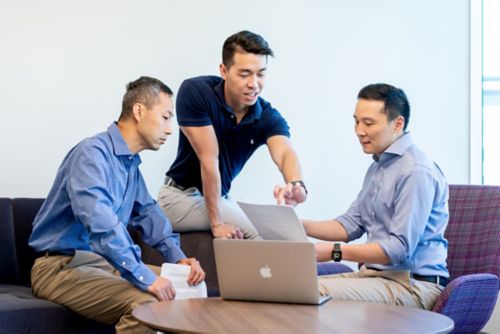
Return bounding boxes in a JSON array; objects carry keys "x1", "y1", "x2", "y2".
[
  {"x1": 290, "y1": 180, "x2": 308, "y2": 195},
  {"x1": 331, "y1": 243, "x2": 342, "y2": 262}
]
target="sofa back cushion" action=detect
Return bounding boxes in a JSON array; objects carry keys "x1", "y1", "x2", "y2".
[{"x1": 12, "y1": 198, "x2": 45, "y2": 286}]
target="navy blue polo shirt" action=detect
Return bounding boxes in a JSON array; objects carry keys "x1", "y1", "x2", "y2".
[{"x1": 166, "y1": 76, "x2": 290, "y2": 196}]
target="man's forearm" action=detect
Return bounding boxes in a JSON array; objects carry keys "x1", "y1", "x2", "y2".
[
  {"x1": 316, "y1": 242, "x2": 390, "y2": 264},
  {"x1": 200, "y1": 162, "x2": 223, "y2": 227},
  {"x1": 279, "y1": 150, "x2": 302, "y2": 183},
  {"x1": 341, "y1": 243, "x2": 390, "y2": 264},
  {"x1": 303, "y1": 219, "x2": 349, "y2": 241}
]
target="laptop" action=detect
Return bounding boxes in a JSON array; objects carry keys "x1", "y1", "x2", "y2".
[
  {"x1": 214, "y1": 239, "x2": 331, "y2": 305},
  {"x1": 237, "y1": 201, "x2": 309, "y2": 241}
]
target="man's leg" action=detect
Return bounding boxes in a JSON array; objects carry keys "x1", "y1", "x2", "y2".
[
  {"x1": 318, "y1": 268, "x2": 443, "y2": 310},
  {"x1": 31, "y1": 252, "x2": 159, "y2": 334},
  {"x1": 157, "y1": 184, "x2": 261, "y2": 239}
]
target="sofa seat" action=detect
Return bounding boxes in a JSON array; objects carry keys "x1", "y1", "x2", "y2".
[{"x1": 0, "y1": 284, "x2": 113, "y2": 334}]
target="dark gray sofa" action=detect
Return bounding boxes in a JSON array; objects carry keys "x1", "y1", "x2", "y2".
[{"x1": 0, "y1": 197, "x2": 218, "y2": 334}]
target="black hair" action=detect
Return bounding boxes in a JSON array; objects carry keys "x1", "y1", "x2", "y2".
[
  {"x1": 222, "y1": 30, "x2": 274, "y2": 67},
  {"x1": 357, "y1": 83, "x2": 410, "y2": 130},
  {"x1": 119, "y1": 76, "x2": 173, "y2": 121}
]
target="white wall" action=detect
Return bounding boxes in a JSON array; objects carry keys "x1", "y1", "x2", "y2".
[
  {"x1": 0, "y1": 0, "x2": 469, "y2": 221},
  {"x1": 3, "y1": 0, "x2": 498, "y2": 332}
]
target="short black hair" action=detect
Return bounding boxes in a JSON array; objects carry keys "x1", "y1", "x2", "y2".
[
  {"x1": 119, "y1": 76, "x2": 173, "y2": 121},
  {"x1": 357, "y1": 83, "x2": 410, "y2": 131},
  {"x1": 222, "y1": 30, "x2": 274, "y2": 67}
]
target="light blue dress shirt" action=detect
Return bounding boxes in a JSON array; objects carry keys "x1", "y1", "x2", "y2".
[
  {"x1": 29, "y1": 123, "x2": 186, "y2": 290},
  {"x1": 337, "y1": 133, "x2": 449, "y2": 277}
]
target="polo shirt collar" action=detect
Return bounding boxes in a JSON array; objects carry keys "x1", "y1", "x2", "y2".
[
  {"x1": 108, "y1": 122, "x2": 141, "y2": 163},
  {"x1": 373, "y1": 132, "x2": 413, "y2": 163},
  {"x1": 214, "y1": 79, "x2": 263, "y2": 123}
]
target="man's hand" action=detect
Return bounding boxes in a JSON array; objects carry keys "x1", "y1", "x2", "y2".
[
  {"x1": 211, "y1": 223, "x2": 244, "y2": 239},
  {"x1": 147, "y1": 277, "x2": 176, "y2": 301},
  {"x1": 177, "y1": 258, "x2": 206, "y2": 285},
  {"x1": 273, "y1": 182, "x2": 307, "y2": 206}
]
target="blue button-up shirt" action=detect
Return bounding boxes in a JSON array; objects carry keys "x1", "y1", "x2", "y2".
[
  {"x1": 29, "y1": 123, "x2": 186, "y2": 290},
  {"x1": 337, "y1": 133, "x2": 449, "y2": 277}
]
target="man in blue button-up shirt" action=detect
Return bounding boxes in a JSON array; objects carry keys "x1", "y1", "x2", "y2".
[
  {"x1": 304, "y1": 83, "x2": 449, "y2": 310},
  {"x1": 29, "y1": 76, "x2": 205, "y2": 333}
]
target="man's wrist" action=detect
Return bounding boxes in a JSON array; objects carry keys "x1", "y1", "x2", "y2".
[{"x1": 290, "y1": 180, "x2": 308, "y2": 194}]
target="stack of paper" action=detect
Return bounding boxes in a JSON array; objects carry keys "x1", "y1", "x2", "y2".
[{"x1": 160, "y1": 263, "x2": 207, "y2": 299}]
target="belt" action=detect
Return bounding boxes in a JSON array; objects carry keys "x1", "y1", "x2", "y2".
[
  {"x1": 412, "y1": 274, "x2": 448, "y2": 287},
  {"x1": 44, "y1": 250, "x2": 75, "y2": 257},
  {"x1": 164, "y1": 176, "x2": 186, "y2": 191}
]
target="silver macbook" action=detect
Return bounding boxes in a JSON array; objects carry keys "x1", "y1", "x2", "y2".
[
  {"x1": 214, "y1": 239, "x2": 331, "y2": 305},
  {"x1": 237, "y1": 201, "x2": 308, "y2": 241}
]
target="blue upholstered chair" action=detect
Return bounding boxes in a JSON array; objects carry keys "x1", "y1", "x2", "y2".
[{"x1": 432, "y1": 184, "x2": 500, "y2": 333}]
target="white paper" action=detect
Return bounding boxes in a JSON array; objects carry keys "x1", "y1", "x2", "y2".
[
  {"x1": 160, "y1": 263, "x2": 207, "y2": 299},
  {"x1": 237, "y1": 201, "x2": 309, "y2": 241}
]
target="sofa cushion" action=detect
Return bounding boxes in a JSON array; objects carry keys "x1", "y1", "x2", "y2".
[{"x1": 0, "y1": 285, "x2": 113, "y2": 334}]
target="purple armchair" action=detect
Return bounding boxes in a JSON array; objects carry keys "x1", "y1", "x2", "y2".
[{"x1": 432, "y1": 184, "x2": 500, "y2": 333}]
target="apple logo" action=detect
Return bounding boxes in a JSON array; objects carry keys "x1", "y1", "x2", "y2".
[{"x1": 259, "y1": 265, "x2": 272, "y2": 278}]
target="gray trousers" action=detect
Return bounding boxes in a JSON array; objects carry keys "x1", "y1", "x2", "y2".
[
  {"x1": 318, "y1": 267, "x2": 444, "y2": 310},
  {"x1": 157, "y1": 183, "x2": 261, "y2": 239},
  {"x1": 31, "y1": 251, "x2": 159, "y2": 334}
]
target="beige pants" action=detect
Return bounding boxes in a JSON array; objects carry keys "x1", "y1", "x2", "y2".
[
  {"x1": 31, "y1": 251, "x2": 159, "y2": 334},
  {"x1": 157, "y1": 183, "x2": 262, "y2": 239},
  {"x1": 318, "y1": 267, "x2": 444, "y2": 310}
]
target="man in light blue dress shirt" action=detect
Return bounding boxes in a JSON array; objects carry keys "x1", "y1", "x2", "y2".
[
  {"x1": 304, "y1": 83, "x2": 449, "y2": 310},
  {"x1": 29, "y1": 76, "x2": 205, "y2": 333}
]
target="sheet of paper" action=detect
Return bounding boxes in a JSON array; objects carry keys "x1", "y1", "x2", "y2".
[
  {"x1": 160, "y1": 263, "x2": 207, "y2": 299},
  {"x1": 237, "y1": 201, "x2": 309, "y2": 241}
]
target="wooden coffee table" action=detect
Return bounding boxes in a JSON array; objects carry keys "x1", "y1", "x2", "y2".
[{"x1": 133, "y1": 297, "x2": 454, "y2": 333}]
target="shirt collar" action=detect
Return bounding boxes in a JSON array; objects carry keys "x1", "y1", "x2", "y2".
[
  {"x1": 373, "y1": 132, "x2": 413, "y2": 163},
  {"x1": 214, "y1": 79, "x2": 263, "y2": 123},
  {"x1": 108, "y1": 122, "x2": 141, "y2": 163}
]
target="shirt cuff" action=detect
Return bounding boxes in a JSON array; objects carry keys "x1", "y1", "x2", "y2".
[
  {"x1": 160, "y1": 243, "x2": 187, "y2": 264},
  {"x1": 125, "y1": 263, "x2": 157, "y2": 291}
]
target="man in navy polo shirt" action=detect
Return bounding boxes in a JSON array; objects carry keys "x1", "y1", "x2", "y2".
[{"x1": 157, "y1": 30, "x2": 307, "y2": 239}]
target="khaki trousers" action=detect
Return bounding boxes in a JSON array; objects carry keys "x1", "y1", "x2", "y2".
[
  {"x1": 31, "y1": 251, "x2": 159, "y2": 334},
  {"x1": 318, "y1": 267, "x2": 444, "y2": 310},
  {"x1": 157, "y1": 183, "x2": 262, "y2": 239}
]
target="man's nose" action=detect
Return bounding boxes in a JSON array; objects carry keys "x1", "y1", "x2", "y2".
[
  {"x1": 355, "y1": 124, "x2": 365, "y2": 136},
  {"x1": 247, "y1": 75, "x2": 258, "y2": 88},
  {"x1": 164, "y1": 123, "x2": 172, "y2": 135}
]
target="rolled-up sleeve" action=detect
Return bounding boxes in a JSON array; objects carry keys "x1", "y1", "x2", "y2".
[{"x1": 336, "y1": 192, "x2": 366, "y2": 242}]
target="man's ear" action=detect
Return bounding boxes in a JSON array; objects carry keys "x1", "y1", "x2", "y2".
[
  {"x1": 219, "y1": 63, "x2": 228, "y2": 80},
  {"x1": 132, "y1": 103, "x2": 143, "y2": 122},
  {"x1": 394, "y1": 115, "x2": 405, "y2": 132}
]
